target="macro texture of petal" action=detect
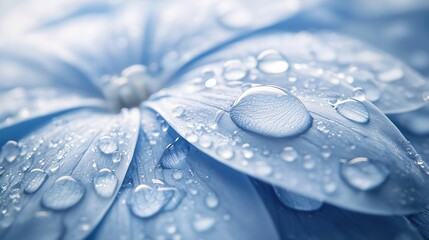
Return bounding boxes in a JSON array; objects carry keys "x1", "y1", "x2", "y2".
[
  {"x1": 173, "y1": 31, "x2": 429, "y2": 114},
  {"x1": 147, "y1": 59, "x2": 429, "y2": 215},
  {"x1": 90, "y1": 109, "x2": 279, "y2": 240},
  {"x1": 0, "y1": 109, "x2": 140, "y2": 240}
]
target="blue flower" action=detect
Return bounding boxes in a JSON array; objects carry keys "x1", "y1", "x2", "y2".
[{"x1": 1, "y1": 0, "x2": 429, "y2": 239}]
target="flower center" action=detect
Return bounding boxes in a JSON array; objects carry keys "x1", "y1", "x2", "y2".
[{"x1": 101, "y1": 65, "x2": 157, "y2": 111}]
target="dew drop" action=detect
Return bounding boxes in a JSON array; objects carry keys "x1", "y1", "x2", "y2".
[
  {"x1": 257, "y1": 50, "x2": 289, "y2": 74},
  {"x1": 172, "y1": 169, "x2": 183, "y2": 180},
  {"x1": 334, "y1": 99, "x2": 370, "y2": 123},
  {"x1": 205, "y1": 192, "x2": 219, "y2": 209},
  {"x1": 23, "y1": 169, "x2": 48, "y2": 194},
  {"x1": 93, "y1": 168, "x2": 118, "y2": 198},
  {"x1": 216, "y1": 146, "x2": 234, "y2": 160},
  {"x1": 128, "y1": 184, "x2": 171, "y2": 218},
  {"x1": 222, "y1": 59, "x2": 248, "y2": 81},
  {"x1": 1, "y1": 141, "x2": 20, "y2": 163},
  {"x1": 160, "y1": 139, "x2": 190, "y2": 169},
  {"x1": 111, "y1": 151, "x2": 122, "y2": 163},
  {"x1": 230, "y1": 86, "x2": 312, "y2": 137},
  {"x1": 42, "y1": 176, "x2": 85, "y2": 210},
  {"x1": 198, "y1": 134, "x2": 212, "y2": 149},
  {"x1": 281, "y1": 147, "x2": 298, "y2": 162},
  {"x1": 193, "y1": 216, "x2": 216, "y2": 232},
  {"x1": 340, "y1": 157, "x2": 389, "y2": 191},
  {"x1": 274, "y1": 187, "x2": 323, "y2": 211},
  {"x1": 216, "y1": 1, "x2": 251, "y2": 29},
  {"x1": 98, "y1": 136, "x2": 117, "y2": 154}
]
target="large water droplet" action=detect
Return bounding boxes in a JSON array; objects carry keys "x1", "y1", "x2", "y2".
[
  {"x1": 274, "y1": 187, "x2": 323, "y2": 211},
  {"x1": 230, "y1": 86, "x2": 312, "y2": 137},
  {"x1": 128, "y1": 184, "x2": 171, "y2": 218},
  {"x1": 98, "y1": 136, "x2": 117, "y2": 154},
  {"x1": 340, "y1": 157, "x2": 389, "y2": 191},
  {"x1": 160, "y1": 139, "x2": 190, "y2": 169},
  {"x1": 1, "y1": 141, "x2": 20, "y2": 163},
  {"x1": 334, "y1": 99, "x2": 370, "y2": 123},
  {"x1": 23, "y1": 169, "x2": 48, "y2": 194},
  {"x1": 93, "y1": 168, "x2": 118, "y2": 198},
  {"x1": 193, "y1": 216, "x2": 216, "y2": 232},
  {"x1": 42, "y1": 176, "x2": 85, "y2": 210},
  {"x1": 222, "y1": 60, "x2": 248, "y2": 81},
  {"x1": 257, "y1": 50, "x2": 289, "y2": 74}
]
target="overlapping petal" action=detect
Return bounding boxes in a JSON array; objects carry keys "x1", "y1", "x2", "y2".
[{"x1": 0, "y1": 109, "x2": 140, "y2": 240}]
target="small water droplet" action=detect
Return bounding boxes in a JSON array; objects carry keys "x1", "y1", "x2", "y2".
[
  {"x1": 111, "y1": 151, "x2": 122, "y2": 163},
  {"x1": 230, "y1": 86, "x2": 312, "y2": 137},
  {"x1": 257, "y1": 50, "x2": 289, "y2": 74},
  {"x1": 42, "y1": 176, "x2": 85, "y2": 210},
  {"x1": 93, "y1": 168, "x2": 118, "y2": 198},
  {"x1": 222, "y1": 59, "x2": 248, "y2": 81},
  {"x1": 352, "y1": 87, "x2": 367, "y2": 101},
  {"x1": 198, "y1": 134, "x2": 212, "y2": 149},
  {"x1": 172, "y1": 106, "x2": 185, "y2": 118},
  {"x1": 172, "y1": 170, "x2": 183, "y2": 180},
  {"x1": 205, "y1": 78, "x2": 217, "y2": 88},
  {"x1": 281, "y1": 147, "x2": 298, "y2": 162},
  {"x1": 98, "y1": 136, "x2": 117, "y2": 154},
  {"x1": 128, "y1": 184, "x2": 171, "y2": 218},
  {"x1": 274, "y1": 187, "x2": 323, "y2": 211},
  {"x1": 340, "y1": 157, "x2": 389, "y2": 191},
  {"x1": 1, "y1": 141, "x2": 20, "y2": 163},
  {"x1": 205, "y1": 192, "x2": 219, "y2": 209},
  {"x1": 334, "y1": 99, "x2": 370, "y2": 123},
  {"x1": 23, "y1": 169, "x2": 48, "y2": 194},
  {"x1": 193, "y1": 216, "x2": 216, "y2": 232},
  {"x1": 160, "y1": 139, "x2": 190, "y2": 169},
  {"x1": 216, "y1": 146, "x2": 234, "y2": 160}
]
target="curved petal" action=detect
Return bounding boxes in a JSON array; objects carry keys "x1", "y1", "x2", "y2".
[
  {"x1": 172, "y1": 31, "x2": 429, "y2": 114},
  {"x1": 0, "y1": 108, "x2": 140, "y2": 240},
  {"x1": 146, "y1": 62, "x2": 429, "y2": 215},
  {"x1": 254, "y1": 181, "x2": 423, "y2": 240},
  {"x1": 147, "y1": 0, "x2": 318, "y2": 83},
  {"x1": 0, "y1": 87, "x2": 106, "y2": 135},
  {"x1": 90, "y1": 109, "x2": 279, "y2": 240}
]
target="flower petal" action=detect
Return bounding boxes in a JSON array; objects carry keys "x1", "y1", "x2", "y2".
[
  {"x1": 0, "y1": 108, "x2": 140, "y2": 240},
  {"x1": 147, "y1": 61, "x2": 429, "y2": 215},
  {"x1": 254, "y1": 181, "x2": 423, "y2": 240},
  {"x1": 147, "y1": 0, "x2": 318, "y2": 83},
  {"x1": 90, "y1": 109, "x2": 279, "y2": 240},
  {"x1": 173, "y1": 31, "x2": 429, "y2": 114}
]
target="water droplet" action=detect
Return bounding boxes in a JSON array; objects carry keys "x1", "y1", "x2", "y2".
[
  {"x1": 98, "y1": 136, "x2": 117, "y2": 154},
  {"x1": 172, "y1": 170, "x2": 183, "y2": 180},
  {"x1": 172, "y1": 106, "x2": 185, "y2": 118},
  {"x1": 216, "y1": 146, "x2": 234, "y2": 160},
  {"x1": 205, "y1": 78, "x2": 217, "y2": 88},
  {"x1": 352, "y1": 87, "x2": 367, "y2": 101},
  {"x1": 222, "y1": 59, "x2": 248, "y2": 81},
  {"x1": 340, "y1": 157, "x2": 389, "y2": 191},
  {"x1": 23, "y1": 169, "x2": 48, "y2": 194},
  {"x1": 198, "y1": 134, "x2": 212, "y2": 149},
  {"x1": 160, "y1": 139, "x2": 190, "y2": 169},
  {"x1": 93, "y1": 168, "x2": 118, "y2": 198},
  {"x1": 193, "y1": 216, "x2": 216, "y2": 232},
  {"x1": 334, "y1": 99, "x2": 370, "y2": 123},
  {"x1": 111, "y1": 151, "x2": 122, "y2": 163},
  {"x1": 257, "y1": 50, "x2": 289, "y2": 74},
  {"x1": 281, "y1": 147, "x2": 298, "y2": 162},
  {"x1": 205, "y1": 192, "x2": 219, "y2": 209},
  {"x1": 1, "y1": 141, "x2": 20, "y2": 163},
  {"x1": 230, "y1": 86, "x2": 312, "y2": 137},
  {"x1": 128, "y1": 184, "x2": 171, "y2": 218},
  {"x1": 254, "y1": 161, "x2": 272, "y2": 176},
  {"x1": 274, "y1": 187, "x2": 323, "y2": 211},
  {"x1": 42, "y1": 176, "x2": 85, "y2": 210}
]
